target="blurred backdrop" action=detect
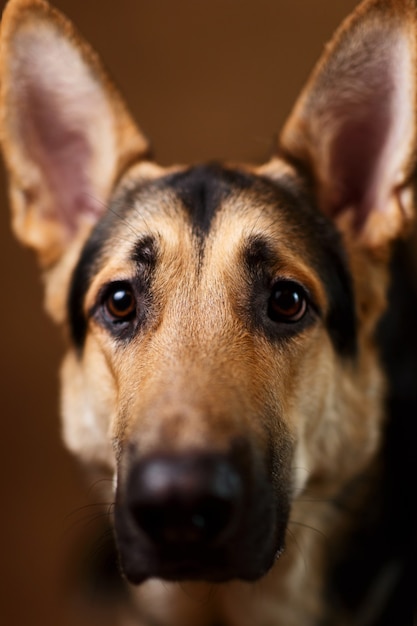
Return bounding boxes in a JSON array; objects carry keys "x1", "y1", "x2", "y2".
[{"x1": 0, "y1": 1, "x2": 357, "y2": 624}]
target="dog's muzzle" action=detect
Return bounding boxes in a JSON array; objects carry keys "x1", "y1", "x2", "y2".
[{"x1": 114, "y1": 439, "x2": 288, "y2": 584}]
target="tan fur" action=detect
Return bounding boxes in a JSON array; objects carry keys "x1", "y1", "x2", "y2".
[{"x1": 1, "y1": 0, "x2": 415, "y2": 625}]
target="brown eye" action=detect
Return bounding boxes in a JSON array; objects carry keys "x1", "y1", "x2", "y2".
[
  {"x1": 105, "y1": 285, "x2": 136, "y2": 321},
  {"x1": 268, "y1": 281, "x2": 307, "y2": 323}
]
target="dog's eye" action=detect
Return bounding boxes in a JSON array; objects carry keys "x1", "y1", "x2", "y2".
[
  {"x1": 268, "y1": 281, "x2": 307, "y2": 323},
  {"x1": 104, "y1": 285, "x2": 136, "y2": 321}
]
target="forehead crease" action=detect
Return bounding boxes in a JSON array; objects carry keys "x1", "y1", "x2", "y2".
[{"x1": 160, "y1": 163, "x2": 256, "y2": 236}]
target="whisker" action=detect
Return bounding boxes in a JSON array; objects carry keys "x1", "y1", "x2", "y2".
[
  {"x1": 285, "y1": 526, "x2": 308, "y2": 573},
  {"x1": 64, "y1": 501, "x2": 113, "y2": 520},
  {"x1": 62, "y1": 499, "x2": 115, "y2": 540},
  {"x1": 289, "y1": 520, "x2": 329, "y2": 543},
  {"x1": 85, "y1": 192, "x2": 142, "y2": 240}
]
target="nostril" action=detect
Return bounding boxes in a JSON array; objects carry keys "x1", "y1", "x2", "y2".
[
  {"x1": 131, "y1": 495, "x2": 234, "y2": 545},
  {"x1": 126, "y1": 454, "x2": 243, "y2": 547}
]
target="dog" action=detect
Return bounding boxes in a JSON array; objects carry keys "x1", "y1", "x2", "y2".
[{"x1": 1, "y1": 0, "x2": 416, "y2": 624}]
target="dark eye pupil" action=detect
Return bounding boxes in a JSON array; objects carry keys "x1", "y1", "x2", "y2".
[
  {"x1": 113, "y1": 290, "x2": 132, "y2": 310},
  {"x1": 268, "y1": 282, "x2": 307, "y2": 322},
  {"x1": 275, "y1": 289, "x2": 299, "y2": 310},
  {"x1": 106, "y1": 288, "x2": 136, "y2": 319}
]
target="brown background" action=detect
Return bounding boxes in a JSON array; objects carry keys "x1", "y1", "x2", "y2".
[{"x1": 0, "y1": 1, "x2": 357, "y2": 624}]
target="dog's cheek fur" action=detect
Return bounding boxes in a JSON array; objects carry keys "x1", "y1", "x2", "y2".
[
  {"x1": 294, "y1": 338, "x2": 383, "y2": 494},
  {"x1": 60, "y1": 339, "x2": 117, "y2": 471},
  {"x1": 293, "y1": 252, "x2": 389, "y2": 497}
]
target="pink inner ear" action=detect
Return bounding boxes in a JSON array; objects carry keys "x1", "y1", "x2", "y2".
[
  {"x1": 330, "y1": 91, "x2": 392, "y2": 229},
  {"x1": 19, "y1": 81, "x2": 100, "y2": 234},
  {"x1": 323, "y1": 29, "x2": 414, "y2": 230},
  {"x1": 10, "y1": 25, "x2": 113, "y2": 235}
]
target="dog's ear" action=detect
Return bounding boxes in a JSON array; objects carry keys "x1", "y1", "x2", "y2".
[
  {"x1": 276, "y1": 0, "x2": 417, "y2": 248},
  {"x1": 0, "y1": 0, "x2": 149, "y2": 267}
]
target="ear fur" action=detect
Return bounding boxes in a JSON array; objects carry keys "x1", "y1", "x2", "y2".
[
  {"x1": 0, "y1": 0, "x2": 149, "y2": 267},
  {"x1": 277, "y1": 0, "x2": 417, "y2": 248}
]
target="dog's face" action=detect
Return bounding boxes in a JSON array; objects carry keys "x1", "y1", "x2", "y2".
[
  {"x1": 64, "y1": 161, "x2": 362, "y2": 582},
  {"x1": 1, "y1": 0, "x2": 416, "y2": 586}
]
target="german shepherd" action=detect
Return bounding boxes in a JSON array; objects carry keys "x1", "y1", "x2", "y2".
[{"x1": 0, "y1": 0, "x2": 416, "y2": 624}]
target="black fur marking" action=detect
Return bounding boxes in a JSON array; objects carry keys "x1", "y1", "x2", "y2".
[
  {"x1": 288, "y1": 186, "x2": 357, "y2": 357},
  {"x1": 68, "y1": 223, "x2": 109, "y2": 350},
  {"x1": 67, "y1": 202, "x2": 147, "y2": 350},
  {"x1": 327, "y1": 242, "x2": 417, "y2": 624},
  {"x1": 163, "y1": 163, "x2": 252, "y2": 235},
  {"x1": 281, "y1": 191, "x2": 357, "y2": 357},
  {"x1": 131, "y1": 235, "x2": 158, "y2": 269}
]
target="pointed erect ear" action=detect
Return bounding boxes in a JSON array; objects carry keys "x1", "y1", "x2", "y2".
[
  {"x1": 0, "y1": 0, "x2": 149, "y2": 266},
  {"x1": 278, "y1": 0, "x2": 417, "y2": 248}
]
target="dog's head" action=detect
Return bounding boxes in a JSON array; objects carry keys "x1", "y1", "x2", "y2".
[{"x1": 1, "y1": 0, "x2": 416, "y2": 584}]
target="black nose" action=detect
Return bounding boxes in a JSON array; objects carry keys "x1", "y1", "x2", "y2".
[{"x1": 126, "y1": 453, "x2": 243, "y2": 547}]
